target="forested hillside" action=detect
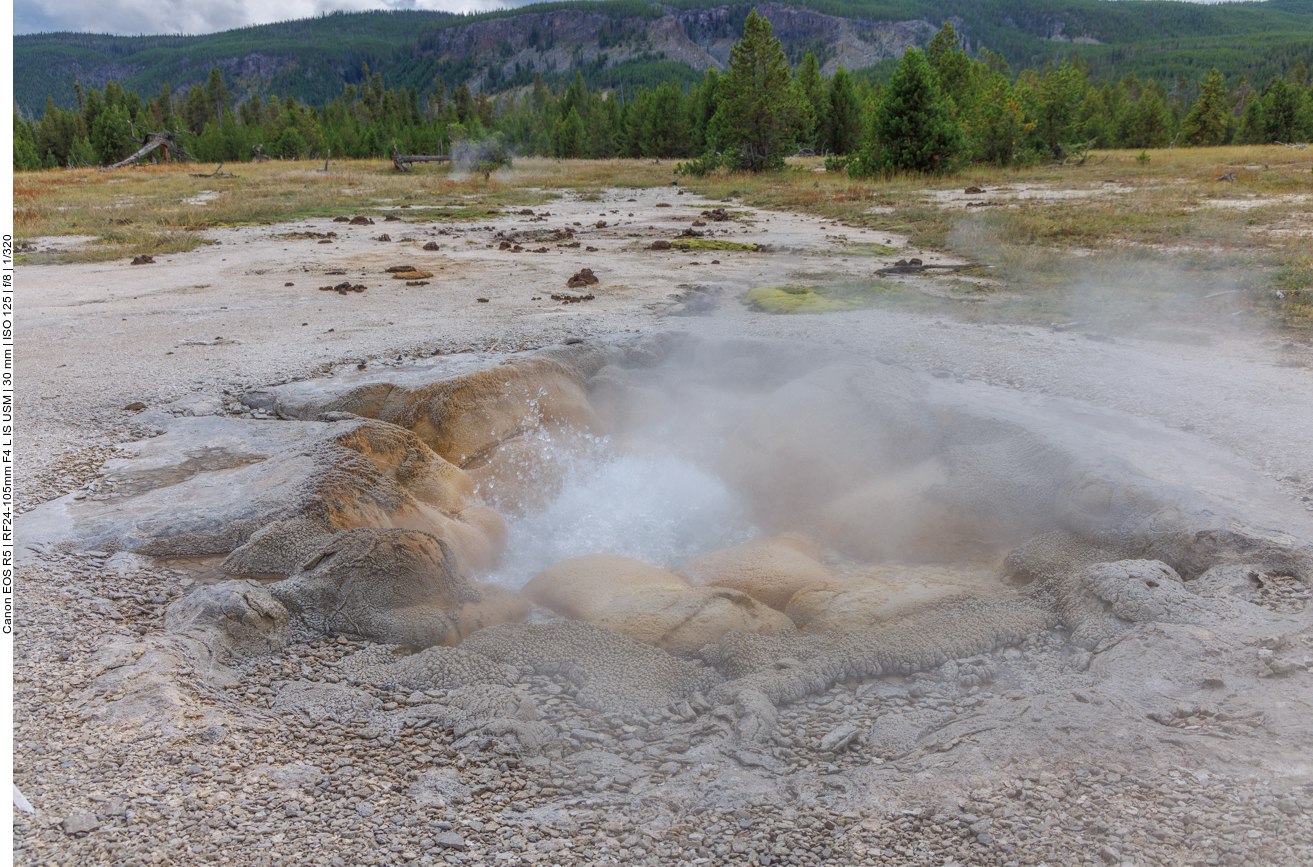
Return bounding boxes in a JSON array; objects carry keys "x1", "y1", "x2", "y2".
[
  {"x1": 15, "y1": 0, "x2": 1313, "y2": 118},
  {"x1": 15, "y1": 11, "x2": 1311, "y2": 176}
]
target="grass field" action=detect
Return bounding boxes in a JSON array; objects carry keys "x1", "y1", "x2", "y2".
[{"x1": 14, "y1": 147, "x2": 1312, "y2": 328}]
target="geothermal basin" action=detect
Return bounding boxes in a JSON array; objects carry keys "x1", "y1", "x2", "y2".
[{"x1": 15, "y1": 189, "x2": 1313, "y2": 867}]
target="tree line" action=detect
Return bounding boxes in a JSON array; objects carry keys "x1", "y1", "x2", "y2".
[{"x1": 13, "y1": 10, "x2": 1313, "y2": 175}]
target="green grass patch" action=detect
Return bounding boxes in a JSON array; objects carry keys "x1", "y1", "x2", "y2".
[
  {"x1": 862, "y1": 203, "x2": 953, "y2": 249},
  {"x1": 18, "y1": 229, "x2": 212, "y2": 265},
  {"x1": 832, "y1": 241, "x2": 902, "y2": 257},
  {"x1": 1270, "y1": 254, "x2": 1313, "y2": 329}
]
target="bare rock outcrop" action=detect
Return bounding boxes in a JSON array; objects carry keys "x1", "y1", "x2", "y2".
[
  {"x1": 270, "y1": 528, "x2": 528, "y2": 647},
  {"x1": 1049, "y1": 559, "x2": 1237, "y2": 650},
  {"x1": 18, "y1": 417, "x2": 507, "y2": 577},
  {"x1": 522, "y1": 554, "x2": 794, "y2": 656},
  {"x1": 246, "y1": 356, "x2": 604, "y2": 466},
  {"x1": 678, "y1": 534, "x2": 832, "y2": 611},
  {"x1": 461, "y1": 620, "x2": 722, "y2": 712},
  {"x1": 164, "y1": 580, "x2": 290, "y2": 660},
  {"x1": 704, "y1": 595, "x2": 1053, "y2": 705},
  {"x1": 75, "y1": 581, "x2": 289, "y2": 732},
  {"x1": 784, "y1": 569, "x2": 978, "y2": 634}
]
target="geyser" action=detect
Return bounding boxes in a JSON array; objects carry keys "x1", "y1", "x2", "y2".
[{"x1": 19, "y1": 331, "x2": 1313, "y2": 764}]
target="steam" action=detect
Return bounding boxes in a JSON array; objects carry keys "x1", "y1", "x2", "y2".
[
  {"x1": 448, "y1": 136, "x2": 515, "y2": 181},
  {"x1": 947, "y1": 213, "x2": 1254, "y2": 336},
  {"x1": 486, "y1": 442, "x2": 759, "y2": 591}
]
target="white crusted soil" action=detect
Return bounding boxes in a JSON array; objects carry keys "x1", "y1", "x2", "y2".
[{"x1": 15, "y1": 187, "x2": 1313, "y2": 867}]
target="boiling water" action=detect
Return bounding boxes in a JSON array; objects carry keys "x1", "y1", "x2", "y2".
[{"x1": 487, "y1": 443, "x2": 759, "y2": 590}]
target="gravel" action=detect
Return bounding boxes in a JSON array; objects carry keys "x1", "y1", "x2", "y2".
[{"x1": 15, "y1": 188, "x2": 1313, "y2": 866}]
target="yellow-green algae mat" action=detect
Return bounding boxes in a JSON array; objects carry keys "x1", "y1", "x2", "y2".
[
  {"x1": 676, "y1": 239, "x2": 763, "y2": 252},
  {"x1": 743, "y1": 280, "x2": 910, "y2": 313}
]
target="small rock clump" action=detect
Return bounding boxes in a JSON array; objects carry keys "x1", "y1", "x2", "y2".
[{"x1": 567, "y1": 268, "x2": 599, "y2": 288}]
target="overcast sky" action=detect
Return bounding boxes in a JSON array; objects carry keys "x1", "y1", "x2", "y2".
[
  {"x1": 12, "y1": 0, "x2": 1257, "y2": 37},
  {"x1": 12, "y1": 0, "x2": 527, "y2": 36}
]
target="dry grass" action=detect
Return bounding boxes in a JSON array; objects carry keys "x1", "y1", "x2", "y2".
[{"x1": 15, "y1": 147, "x2": 1311, "y2": 330}]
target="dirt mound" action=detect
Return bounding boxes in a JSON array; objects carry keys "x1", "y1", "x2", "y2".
[{"x1": 566, "y1": 268, "x2": 598, "y2": 288}]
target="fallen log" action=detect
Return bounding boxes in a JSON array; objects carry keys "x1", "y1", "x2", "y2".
[
  {"x1": 107, "y1": 130, "x2": 194, "y2": 169},
  {"x1": 392, "y1": 142, "x2": 450, "y2": 172}
]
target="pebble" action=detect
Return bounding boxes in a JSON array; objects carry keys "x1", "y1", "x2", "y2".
[
  {"x1": 15, "y1": 207, "x2": 1313, "y2": 867},
  {"x1": 60, "y1": 812, "x2": 100, "y2": 835}
]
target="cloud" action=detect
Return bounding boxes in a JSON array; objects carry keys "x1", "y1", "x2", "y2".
[
  {"x1": 12, "y1": 0, "x2": 1256, "y2": 37},
  {"x1": 13, "y1": 0, "x2": 530, "y2": 36}
]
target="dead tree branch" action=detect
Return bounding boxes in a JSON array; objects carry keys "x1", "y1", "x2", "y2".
[
  {"x1": 1053, "y1": 139, "x2": 1101, "y2": 167},
  {"x1": 191, "y1": 163, "x2": 234, "y2": 178}
]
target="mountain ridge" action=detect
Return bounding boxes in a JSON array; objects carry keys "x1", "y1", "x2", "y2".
[{"x1": 14, "y1": 0, "x2": 1313, "y2": 117}]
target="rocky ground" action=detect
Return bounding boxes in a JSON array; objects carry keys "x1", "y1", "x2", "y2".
[{"x1": 15, "y1": 186, "x2": 1313, "y2": 866}]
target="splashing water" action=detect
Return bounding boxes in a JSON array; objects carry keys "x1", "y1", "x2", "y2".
[{"x1": 487, "y1": 444, "x2": 759, "y2": 590}]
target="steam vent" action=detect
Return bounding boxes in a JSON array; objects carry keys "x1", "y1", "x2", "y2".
[{"x1": 20, "y1": 332, "x2": 1313, "y2": 864}]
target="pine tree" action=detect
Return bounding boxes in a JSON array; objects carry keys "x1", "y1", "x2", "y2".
[
  {"x1": 795, "y1": 52, "x2": 828, "y2": 152},
  {"x1": 711, "y1": 9, "x2": 804, "y2": 171},
  {"x1": 154, "y1": 82, "x2": 176, "y2": 129},
  {"x1": 555, "y1": 107, "x2": 585, "y2": 158},
  {"x1": 453, "y1": 84, "x2": 474, "y2": 125},
  {"x1": 68, "y1": 135, "x2": 97, "y2": 168},
  {"x1": 182, "y1": 85, "x2": 210, "y2": 133},
  {"x1": 1180, "y1": 69, "x2": 1229, "y2": 146},
  {"x1": 645, "y1": 81, "x2": 690, "y2": 158},
  {"x1": 206, "y1": 68, "x2": 230, "y2": 125},
  {"x1": 852, "y1": 47, "x2": 963, "y2": 176},
  {"x1": 1022, "y1": 62, "x2": 1087, "y2": 158},
  {"x1": 91, "y1": 105, "x2": 132, "y2": 164},
  {"x1": 1258, "y1": 76, "x2": 1303, "y2": 143},
  {"x1": 13, "y1": 113, "x2": 42, "y2": 171},
  {"x1": 1132, "y1": 85, "x2": 1171, "y2": 148},
  {"x1": 925, "y1": 22, "x2": 972, "y2": 110},
  {"x1": 827, "y1": 66, "x2": 861, "y2": 155},
  {"x1": 966, "y1": 70, "x2": 1030, "y2": 166},
  {"x1": 824, "y1": 66, "x2": 866, "y2": 154},
  {"x1": 690, "y1": 68, "x2": 721, "y2": 154}
]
